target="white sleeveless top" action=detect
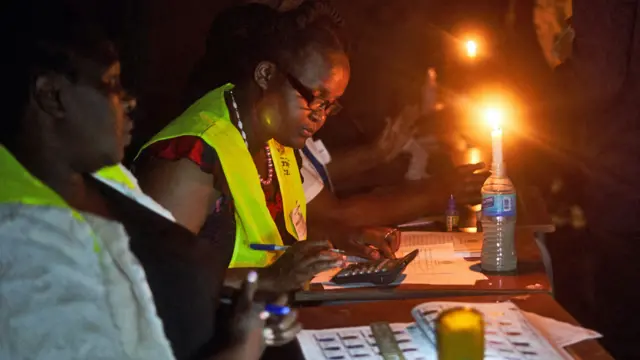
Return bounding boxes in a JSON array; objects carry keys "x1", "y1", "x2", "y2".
[{"x1": 0, "y1": 168, "x2": 177, "y2": 359}]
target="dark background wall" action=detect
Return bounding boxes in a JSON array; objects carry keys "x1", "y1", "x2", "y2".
[{"x1": 112, "y1": 0, "x2": 550, "y2": 162}]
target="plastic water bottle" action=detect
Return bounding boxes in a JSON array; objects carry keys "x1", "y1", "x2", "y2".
[{"x1": 480, "y1": 162, "x2": 517, "y2": 272}]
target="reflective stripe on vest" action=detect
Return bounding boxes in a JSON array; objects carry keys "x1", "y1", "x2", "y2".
[
  {"x1": 0, "y1": 145, "x2": 101, "y2": 253},
  {"x1": 94, "y1": 164, "x2": 137, "y2": 190},
  {"x1": 136, "y1": 83, "x2": 307, "y2": 268}
]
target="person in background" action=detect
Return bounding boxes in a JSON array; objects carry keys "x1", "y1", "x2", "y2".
[
  {"x1": 134, "y1": 1, "x2": 379, "y2": 292},
  {"x1": 301, "y1": 67, "x2": 487, "y2": 230},
  {"x1": 0, "y1": 1, "x2": 298, "y2": 359},
  {"x1": 571, "y1": 1, "x2": 640, "y2": 358}
]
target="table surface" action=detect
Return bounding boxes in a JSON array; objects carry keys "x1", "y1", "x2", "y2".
[
  {"x1": 295, "y1": 185, "x2": 554, "y2": 303},
  {"x1": 296, "y1": 227, "x2": 551, "y2": 303},
  {"x1": 265, "y1": 294, "x2": 612, "y2": 360}
]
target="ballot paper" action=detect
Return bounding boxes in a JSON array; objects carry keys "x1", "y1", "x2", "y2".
[
  {"x1": 297, "y1": 302, "x2": 601, "y2": 360},
  {"x1": 412, "y1": 301, "x2": 571, "y2": 359},
  {"x1": 297, "y1": 323, "x2": 435, "y2": 360}
]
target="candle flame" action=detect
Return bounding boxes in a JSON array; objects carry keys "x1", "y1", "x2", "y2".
[
  {"x1": 465, "y1": 40, "x2": 478, "y2": 58},
  {"x1": 482, "y1": 107, "x2": 504, "y2": 129}
]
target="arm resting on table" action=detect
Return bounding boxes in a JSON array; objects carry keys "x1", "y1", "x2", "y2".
[{"x1": 308, "y1": 180, "x2": 447, "y2": 228}]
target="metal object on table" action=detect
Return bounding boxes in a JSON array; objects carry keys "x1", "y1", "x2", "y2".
[{"x1": 370, "y1": 322, "x2": 406, "y2": 360}]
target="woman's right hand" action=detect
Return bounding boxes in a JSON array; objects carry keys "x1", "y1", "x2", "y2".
[{"x1": 261, "y1": 240, "x2": 346, "y2": 292}]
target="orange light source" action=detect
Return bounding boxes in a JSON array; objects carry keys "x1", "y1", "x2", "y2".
[
  {"x1": 467, "y1": 147, "x2": 482, "y2": 164},
  {"x1": 482, "y1": 106, "x2": 504, "y2": 130},
  {"x1": 465, "y1": 40, "x2": 478, "y2": 58}
]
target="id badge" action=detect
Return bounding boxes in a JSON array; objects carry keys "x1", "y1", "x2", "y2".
[
  {"x1": 313, "y1": 139, "x2": 332, "y2": 165},
  {"x1": 290, "y1": 201, "x2": 307, "y2": 240}
]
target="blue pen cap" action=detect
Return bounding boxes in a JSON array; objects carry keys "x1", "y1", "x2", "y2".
[{"x1": 265, "y1": 304, "x2": 291, "y2": 316}]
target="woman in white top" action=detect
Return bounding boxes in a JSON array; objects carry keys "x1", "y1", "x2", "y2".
[{"x1": 0, "y1": 1, "x2": 298, "y2": 359}]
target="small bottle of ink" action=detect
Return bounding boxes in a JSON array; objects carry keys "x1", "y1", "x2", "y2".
[{"x1": 446, "y1": 194, "x2": 460, "y2": 232}]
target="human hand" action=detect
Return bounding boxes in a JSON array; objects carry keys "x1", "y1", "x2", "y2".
[
  {"x1": 331, "y1": 227, "x2": 401, "y2": 260},
  {"x1": 218, "y1": 271, "x2": 268, "y2": 360},
  {"x1": 375, "y1": 105, "x2": 420, "y2": 162},
  {"x1": 445, "y1": 163, "x2": 490, "y2": 205},
  {"x1": 216, "y1": 272, "x2": 302, "y2": 360},
  {"x1": 263, "y1": 295, "x2": 302, "y2": 347},
  {"x1": 262, "y1": 240, "x2": 346, "y2": 292}
]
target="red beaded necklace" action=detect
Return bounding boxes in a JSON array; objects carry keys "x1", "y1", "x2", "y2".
[{"x1": 229, "y1": 90, "x2": 274, "y2": 186}]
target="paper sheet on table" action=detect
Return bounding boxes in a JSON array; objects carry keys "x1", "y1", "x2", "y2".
[
  {"x1": 312, "y1": 242, "x2": 487, "y2": 289},
  {"x1": 297, "y1": 323, "x2": 435, "y2": 360},
  {"x1": 396, "y1": 242, "x2": 487, "y2": 286},
  {"x1": 522, "y1": 311, "x2": 603, "y2": 348},
  {"x1": 297, "y1": 304, "x2": 601, "y2": 360},
  {"x1": 400, "y1": 231, "x2": 483, "y2": 257}
]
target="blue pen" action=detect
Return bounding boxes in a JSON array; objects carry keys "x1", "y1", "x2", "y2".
[
  {"x1": 219, "y1": 297, "x2": 291, "y2": 316},
  {"x1": 250, "y1": 243, "x2": 346, "y2": 254},
  {"x1": 265, "y1": 304, "x2": 291, "y2": 316}
]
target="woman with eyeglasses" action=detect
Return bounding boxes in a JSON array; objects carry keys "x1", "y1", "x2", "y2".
[
  {"x1": 0, "y1": 0, "x2": 301, "y2": 359},
  {"x1": 133, "y1": 1, "x2": 351, "y2": 292}
]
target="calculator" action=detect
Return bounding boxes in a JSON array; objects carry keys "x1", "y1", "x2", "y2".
[{"x1": 331, "y1": 249, "x2": 419, "y2": 285}]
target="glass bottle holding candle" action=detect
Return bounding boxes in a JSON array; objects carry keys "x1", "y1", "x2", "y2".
[{"x1": 480, "y1": 107, "x2": 517, "y2": 273}]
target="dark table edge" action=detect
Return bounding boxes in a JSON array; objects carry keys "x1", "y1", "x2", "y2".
[{"x1": 294, "y1": 288, "x2": 551, "y2": 304}]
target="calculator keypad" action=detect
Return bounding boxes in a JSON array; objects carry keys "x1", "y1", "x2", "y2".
[{"x1": 331, "y1": 249, "x2": 419, "y2": 285}]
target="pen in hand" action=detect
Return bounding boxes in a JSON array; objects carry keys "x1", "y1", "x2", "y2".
[{"x1": 249, "y1": 243, "x2": 346, "y2": 254}]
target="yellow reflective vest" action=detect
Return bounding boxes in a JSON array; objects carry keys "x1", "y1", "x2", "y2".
[
  {"x1": 0, "y1": 145, "x2": 101, "y2": 253},
  {"x1": 136, "y1": 84, "x2": 307, "y2": 268}
]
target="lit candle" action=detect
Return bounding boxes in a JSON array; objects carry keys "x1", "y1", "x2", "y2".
[
  {"x1": 482, "y1": 106, "x2": 504, "y2": 166},
  {"x1": 491, "y1": 127, "x2": 503, "y2": 165}
]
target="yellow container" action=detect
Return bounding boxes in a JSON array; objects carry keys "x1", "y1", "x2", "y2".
[{"x1": 436, "y1": 307, "x2": 484, "y2": 360}]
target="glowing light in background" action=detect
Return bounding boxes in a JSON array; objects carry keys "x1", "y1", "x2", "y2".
[
  {"x1": 467, "y1": 147, "x2": 482, "y2": 164},
  {"x1": 465, "y1": 39, "x2": 478, "y2": 58}
]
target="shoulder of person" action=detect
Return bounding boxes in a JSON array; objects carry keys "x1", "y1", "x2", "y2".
[{"x1": 0, "y1": 205, "x2": 130, "y2": 360}]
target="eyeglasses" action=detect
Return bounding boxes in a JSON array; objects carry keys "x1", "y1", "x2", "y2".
[{"x1": 283, "y1": 72, "x2": 343, "y2": 117}]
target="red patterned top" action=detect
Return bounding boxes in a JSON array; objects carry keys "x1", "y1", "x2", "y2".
[{"x1": 140, "y1": 135, "x2": 295, "y2": 245}]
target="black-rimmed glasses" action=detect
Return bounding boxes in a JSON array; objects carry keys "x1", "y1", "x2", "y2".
[{"x1": 283, "y1": 72, "x2": 342, "y2": 117}]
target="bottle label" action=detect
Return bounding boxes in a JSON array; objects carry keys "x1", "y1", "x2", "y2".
[
  {"x1": 446, "y1": 215, "x2": 459, "y2": 232},
  {"x1": 482, "y1": 194, "x2": 517, "y2": 217}
]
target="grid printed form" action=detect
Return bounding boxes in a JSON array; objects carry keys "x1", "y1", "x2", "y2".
[
  {"x1": 299, "y1": 323, "x2": 431, "y2": 360},
  {"x1": 412, "y1": 302, "x2": 567, "y2": 360}
]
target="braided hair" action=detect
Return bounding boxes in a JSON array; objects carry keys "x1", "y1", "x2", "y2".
[
  {"x1": 185, "y1": 0, "x2": 347, "y2": 106},
  {"x1": 0, "y1": 0, "x2": 113, "y2": 150}
]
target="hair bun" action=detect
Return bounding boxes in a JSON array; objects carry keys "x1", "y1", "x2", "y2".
[{"x1": 290, "y1": 0, "x2": 344, "y2": 30}]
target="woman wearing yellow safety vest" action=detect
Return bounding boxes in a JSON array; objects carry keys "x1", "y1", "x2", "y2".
[
  {"x1": 0, "y1": 1, "x2": 298, "y2": 359},
  {"x1": 134, "y1": 2, "x2": 354, "y2": 292}
]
